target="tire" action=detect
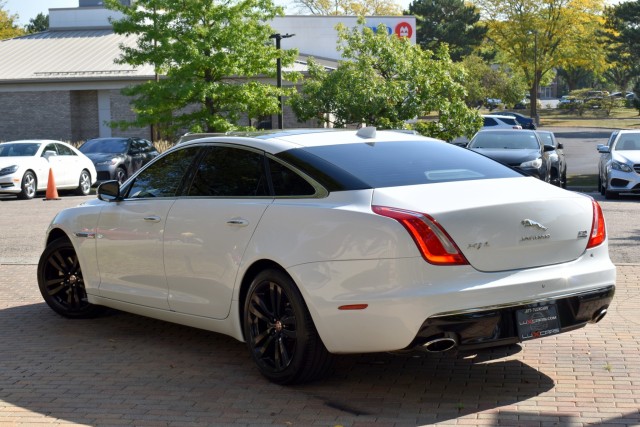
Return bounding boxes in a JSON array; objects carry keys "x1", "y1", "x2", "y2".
[
  {"x1": 600, "y1": 176, "x2": 606, "y2": 195},
  {"x1": 561, "y1": 171, "x2": 567, "y2": 189},
  {"x1": 17, "y1": 171, "x2": 36, "y2": 200},
  {"x1": 75, "y1": 169, "x2": 91, "y2": 196},
  {"x1": 115, "y1": 167, "x2": 127, "y2": 185},
  {"x1": 604, "y1": 188, "x2": 619, "y2": 200},
  {"x1": 37, "y1": 237, "x2": 104, "y2": 318},
  {"x1": 243, "y1": 269, "x2": 333, "y2": 384}
]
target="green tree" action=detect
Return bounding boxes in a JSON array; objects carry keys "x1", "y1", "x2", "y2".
[
  {"x1": 602, "y1": 1, "x2": 640, "y2": 92},
  {"x1": 291, "y1": 0, "x2": 402, "y2": 15},
  {"x1": 476, "y1": 0, "x2": 606, "y2": 119},
  {"x1": 0, "y1": 1, "x2": 24, "y2": 40},
  {"x1": 407, "y1": 0, "x2": 487, "y2": 62},
  {"x1": 25, "y1": 12, "x2": 48, "y2": 33},
  {"x1": 461, "y1": 54, "x2": 527, "y2": 108},
  {"x1": 290, "y1": 20, "x2": 481, "y2": 141},
  {"x1": 105, "y1": 0, "x2": 299, "y2": 135}
]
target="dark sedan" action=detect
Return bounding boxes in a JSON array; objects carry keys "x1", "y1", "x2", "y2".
[
  {"x1": 79, "y1": 137, "x2": 159, "y2": 184},
  {"x1": 467, "y1": 129, "x2": 553, "y2": 182},
  {"x1": 536, "y1": 130, "x2": 567, "y2": 188},
  {"x1": 500, "y1": 112, "x2": 536, "y2": 129}
]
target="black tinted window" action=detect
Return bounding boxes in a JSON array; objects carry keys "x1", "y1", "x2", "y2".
[
  {"x1": 469, "y1": 132, "x2": 540, "y2": 150},
  {"x1": 483, "y1": 117, "x2": 497, "y2": 126},
  {"x1": 281, "y1": 140, "x2": 520, "y2": 190},
  {"x1": 56, "y1": 144, "x2": 75, "y2": 156},
  {"x1": 127, "y1": 147, "x2": 200, "y2": 198},
  {"x1": 188, "y1": 147, "x2": 268, "y2": 197},
  {"x1": 269, "y1": 158, "x2": 316, "y2": 196}
]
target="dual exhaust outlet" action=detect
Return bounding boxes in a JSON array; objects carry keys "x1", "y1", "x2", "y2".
[{"x1": 419, "y1": 306, "x2": 608, "y2": 353}]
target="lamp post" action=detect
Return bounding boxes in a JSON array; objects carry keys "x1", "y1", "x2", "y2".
[
  {"x1": 530, "y1": 30, "x2": 539, "y2": 126},
  {"x1": 270, "y1": 33, "x2": 294, "y2": 129}
]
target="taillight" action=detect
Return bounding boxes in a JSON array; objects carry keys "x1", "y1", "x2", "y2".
[
  {"x1": 587, "y1": 199, "x2": 606, "y2": 248},
  {"x1": 372, "y1": 206, "x2": 468, "y2": 265}
]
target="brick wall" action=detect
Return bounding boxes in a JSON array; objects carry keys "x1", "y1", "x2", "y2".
[
  {"x1": 70, "y1": 90, "x2": 99, "y2": 142},
  {"x1": 0, "y1": 91, "x2": 73, "y2": 142},
  {"x1": 109, "y1": 90, "x2": 152, "y2": 140}
]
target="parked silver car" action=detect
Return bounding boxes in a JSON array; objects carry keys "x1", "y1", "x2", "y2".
[
  {"x1": 79, "y1": 137, "x2": 159, "y2": 184},
  {"x1": 598, "y1": 130, "x2": 640, "y2": 199}
]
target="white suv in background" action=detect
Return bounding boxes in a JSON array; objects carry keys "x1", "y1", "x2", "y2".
[{"x1": 482, "y1": 114, "x2": 523, "y2": 130}]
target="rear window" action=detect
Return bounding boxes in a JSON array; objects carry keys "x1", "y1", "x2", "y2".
[
  {"x1": 501, "y1": 118, "x2": 519, "y2": 126},
  {"x1": 469, "y1": 132, "x2": 540, "y2": 150},
  {"x1": 277, "y1": 140, "x2": 521, "y2": 190}
]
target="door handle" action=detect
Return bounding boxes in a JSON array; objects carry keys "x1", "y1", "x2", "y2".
[
  {"x1": 143, "y1": 216, "x2": 161, "y2": 222},
  {"x1": 227, "y1": 218, "x2": 249, "y2": 227}
]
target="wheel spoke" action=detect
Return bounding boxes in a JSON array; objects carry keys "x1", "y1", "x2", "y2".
[
  {"x1": 249, "y1": 294, "x2": 273, "y2": 322},
  {"x1": 46, "y1": 282, "x2": 65, "y2": 296},
  {"x1": 276, "y1": 338, "x2": 292, "y2": 369},
  {"x1": 269, "y1": 282, "x2": 283, "y2": 317},
  {"x1": 256, "y1": 334, "x2": 275, "y2": 357}
]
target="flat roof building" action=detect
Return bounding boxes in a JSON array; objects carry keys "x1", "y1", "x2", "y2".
[{"x1": 0, "y1": 2, "x2": 415, "y2": 142}]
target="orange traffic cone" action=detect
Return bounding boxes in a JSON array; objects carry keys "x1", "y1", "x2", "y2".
[{"x1": 43, "y1": 168, "x2": 60, "y2": 201}]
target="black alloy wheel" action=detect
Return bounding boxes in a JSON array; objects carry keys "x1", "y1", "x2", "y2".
[
  {"x1": 244, "y1": 269, "x2": 333, "y2": 384},
  {"x1": 37, "y1": 238, "x2": 104, "y2": 318}
]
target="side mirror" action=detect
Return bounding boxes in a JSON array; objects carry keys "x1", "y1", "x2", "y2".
[
  {"x1": 97, "y1": 180, "x2": 122, "y2": 202},
  {"x1": 597, "y1": 145, "x2": 610, "y2": 154},
  {"x1": 557, "y1": 142, "x2": 563, "y2": 149},
  {"x1": 43, "y1": 150, "x2": 57, "y2": 159},
  {"x1": 543, "y1": 144, "x2": 555, "y2": 152}
]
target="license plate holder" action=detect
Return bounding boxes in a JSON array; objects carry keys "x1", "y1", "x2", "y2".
[{"x1": 516, "y1": 303, "x2": 561, "y2": 341}]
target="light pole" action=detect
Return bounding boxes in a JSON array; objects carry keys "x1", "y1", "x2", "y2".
[
  {"x1": 530, "y1": 30, "x2": 539, "y2": 126},
  {"x1": 270, "y1": 33, "x2": 294, "y2": 130}
]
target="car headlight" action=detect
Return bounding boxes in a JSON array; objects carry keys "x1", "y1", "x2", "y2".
[
  {"x1": 0, "y1": 165, "x2": 19, "y2": 176},
  {"x1": 520, "y1": 158, "x2": 542, "y2": 168},
  {"x1": 612, "y1": 161, "x2": 633, "y2": 173},
  {"x1": 96, "y1": 159, "x2": 118, "y2": 166}
]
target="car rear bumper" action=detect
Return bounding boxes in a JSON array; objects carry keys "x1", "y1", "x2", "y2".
[
  {"x1": 291, "y1": 244, "x2": 616, "y2": 354},
  {"x1": 407, "y1": 285, "x2": 615, "y2": 352}
]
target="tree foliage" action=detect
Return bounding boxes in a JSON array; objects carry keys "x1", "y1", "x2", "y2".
[
  {"x1": 476, "y1": 0, "x2": 606, "y2": 116},
  {"x1": 0, "y1": 1, "x2": 24, "y2": 40},
  {"x1": 105, "y1": 0, "x2": 299, "y2": 135},
  {"x1": 602, "y1": 1, "x2": 640, "y2": 91},
  {"x1": 460, "y1": 55, "x2": 527, "y2": 108},
  {"x1": 25, "y1": 12, "x2": 48, "y2": 33},
  {"x1": 407, "y1": 0, "x2": 487, "y2": 62},
  {"x1": 289, "y1": 20, "x2": 481, "y2": 141},
  {"x1": 291, "y1": 0, "x2": 402, "y2": 15}
]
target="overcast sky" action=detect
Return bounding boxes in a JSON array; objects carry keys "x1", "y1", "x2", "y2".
[{"x1": 4, "y1": 0, "x2": 414, "y2": 25}]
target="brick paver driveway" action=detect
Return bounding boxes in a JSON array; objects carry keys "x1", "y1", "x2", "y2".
[{"x1": 0, "y1": 194, "x2": 638, "y2": 426}]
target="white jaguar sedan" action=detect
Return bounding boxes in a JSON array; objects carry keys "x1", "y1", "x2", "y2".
[
  {"x1": 0, "y1": 140, "x2": 96, "y2": 199},
  {"x1": 38, "y1": 128, "x2": 616, "y2": 384}
]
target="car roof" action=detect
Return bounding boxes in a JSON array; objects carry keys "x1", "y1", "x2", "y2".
[
  {"x1": 482, "y1": 114, "x2": 519, "y2": 119},
  {"x1": 177, "y1": 128, "x2": 440, "y2": 155},
  {"x1": 1, "y1": 139, "x2": 64, "y2": 144}
]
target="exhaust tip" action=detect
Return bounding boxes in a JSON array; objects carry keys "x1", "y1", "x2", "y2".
[
  {"x1": 591, "y1": 307, "x2": 608, "y2": 323},
  {"x1": 421, "y1": 333, "x2": 458, "y2": 352}
]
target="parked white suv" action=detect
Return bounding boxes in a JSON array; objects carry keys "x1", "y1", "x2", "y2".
[{"x1": 482, "y1": 114, "x2": 523, "y2": 130}]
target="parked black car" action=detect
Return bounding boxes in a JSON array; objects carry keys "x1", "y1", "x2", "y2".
[
  {"x1": 467, "y1": 129, "x2": 553, "y2": 182},
  {"x1": 79, "y1": 137, "x2": 159, "y2": 184},
  {"x1": 500, "y1": 112, "x2": 536, "y2": 129},
  {"x1": 536, "y1": 130, "x2": 567, "y2": 188}
]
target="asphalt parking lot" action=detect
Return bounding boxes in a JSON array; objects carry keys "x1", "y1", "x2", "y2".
[{"x1": 1, "y1": 147, "x2": 639, "y2": 425}]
